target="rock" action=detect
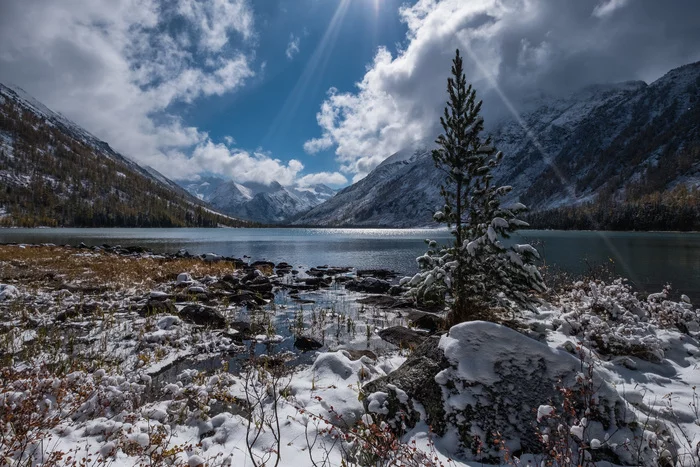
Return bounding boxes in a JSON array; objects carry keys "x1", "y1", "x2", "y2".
[
  {"x1": 388, "y1": 285, "x2": 406, "y2": 296},
  {"x1": 157, "y1": 315, "x2": 181, "y2": 330},
  {"x1": 364, "y1": 322, "x2": 660, "y2": 464},
  {"x1": 227, "y1": 321, "x2": 263, "y2": 339},
  {"x1": 294, "y1": 335, "x2": 324, "y2": 351},
  {"x1": 242, "y1": 269, "x2": 263, "y2": 283},
  {"x1": 346, "y1": 278, "x2": 392, "y2": 294},
  {"x1": 125, "y1": 245, "x2": 146, "y2": 254},
  {"x1": 179, "y1": 304, "x2": 226, "y2": 328},
  {"x1": 220, "y1": 274, "x2": 240, "y2": 286},
  {"x1": 357, "y1": 269, "x2": 397, "y2": 279},
  {"x1": 140, "y1": 299, "x2": 176, "y2": 317},
  {"x1": 202, "y1": 253, "x2": 221, "y2": 262},
  {"x1": 149, "y1": 291, "x2": 170, "y2": 299},
  {"x1": 406, "y1": 310, "x2": 446, "y2": 332},
  {"x1": 378, "y1": 326, "x2": 428, "y2": 349},
  {"x1": 0, "y1": 284, "x2": 19, "y2": 301},
  {"x1": 176, "y1": 273, "x2": 193, "y2": 285}
]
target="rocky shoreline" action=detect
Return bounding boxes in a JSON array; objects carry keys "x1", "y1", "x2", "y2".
[{"x1": 2, "y1": 243, "x2": 700, "y2": 466}]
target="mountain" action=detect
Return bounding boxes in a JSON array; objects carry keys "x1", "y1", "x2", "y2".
[
  {"x1": 182, "y1": 177, "x2": 335, "y2": 224},
  {"x1": 296, "y1": 62, "x2": 700, "y2": 228},
  {"x1": 0, "y1": 83, "x2": 246, "y2": 228}
]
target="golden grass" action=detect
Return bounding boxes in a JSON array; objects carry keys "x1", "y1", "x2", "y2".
[{"x1": 0, "y1": 245, "x2": 242, "y2": 288}]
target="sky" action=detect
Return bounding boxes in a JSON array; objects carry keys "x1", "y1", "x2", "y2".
[{"x1": 1, "y1": 0, "x2": 700, "y2": 188}]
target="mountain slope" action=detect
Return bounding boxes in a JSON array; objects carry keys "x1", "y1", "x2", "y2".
[
  {"x1": 183, "y1": 178, "x2": 335, "y2": 224},
  {"x1": 0, "y1": 83, "x2": 246, "y2": 228},
  {"x1": 296, "y1": 62, "x2": 700, "y2": 228}
]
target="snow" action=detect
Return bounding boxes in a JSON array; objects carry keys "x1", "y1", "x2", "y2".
[{"x1": 0, "y1": 284, "x2": 19, "y2": 300}]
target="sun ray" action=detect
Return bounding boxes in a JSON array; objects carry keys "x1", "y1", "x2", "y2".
[{"x1": 262, "y1": 0, "x2": 353, "y2": 145}]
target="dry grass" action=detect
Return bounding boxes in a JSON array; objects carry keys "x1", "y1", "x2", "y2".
[{"x1": 0, "y1": 245, "x2": 243, "y2": 289}]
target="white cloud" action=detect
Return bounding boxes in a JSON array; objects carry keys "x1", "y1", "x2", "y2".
[
  {"x1": 305, "y1": 0, "x2": 700, "y2": 182},
  {"x1": 0, "y1": 0, "x2": 261, "y2": 181},
  {"x1": 592, "y1": 0, "x2": 629, "y2": 18},
  {"x1": 189, "y1": 140, "x2": 305, "y2": 186},
  {"x1": 286, "y1": 34, "x2": 301, "y2": 60},
  {"x1": 296, "y1": 171, "x2": 347, "y2": 187}
]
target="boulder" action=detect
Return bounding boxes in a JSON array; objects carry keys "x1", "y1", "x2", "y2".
[
  {"x1": 0, "y1": 284, "x2": 19, "y2": 301},
  {"x1": 56, "y1": 302, "x2": 103, "y2": 322},
  {"x1": 294, "y1": 335, "x2": 324, "y2": 352},
  {"x1": 406, "y1": 310, "x2": 446, "y2": 332},
  {"x1": 377, "y1": 326, "x2": 428, "y2": 350},
  {"x1": 179, "y1": 304, "x2": 226, "y2": 328},
  {"x1": 346, "y1": 277, "x2": 392, "y2": 294},
  {"x1": 363, "y1": 322, "x2": 664, "y2": 464}
]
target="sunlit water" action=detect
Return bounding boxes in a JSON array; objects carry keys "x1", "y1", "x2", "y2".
[{"x1": 1, "y1": 228, "x2": 700, "y2": 301}]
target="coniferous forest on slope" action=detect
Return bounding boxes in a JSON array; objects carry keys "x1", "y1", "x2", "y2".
[{"x1": 0, "y1": 99, "x2": 249, "y2": 228}]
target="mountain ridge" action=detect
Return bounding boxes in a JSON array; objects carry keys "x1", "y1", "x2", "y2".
[{"x1": 295, "y1": 61, "x2": 700, "y2": 228}]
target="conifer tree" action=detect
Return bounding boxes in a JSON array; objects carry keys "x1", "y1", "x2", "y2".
[{"x1": 404, "y1": 49, "x2": 545, "y2": 323}]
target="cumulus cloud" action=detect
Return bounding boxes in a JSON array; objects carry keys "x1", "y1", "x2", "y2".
[
  {"x1": 306, "y1": 0, "x2": 700, "y2": 182},
  {"x1": 0, "y1": 0, "x2": 270, "y2": 183},
  {"x1": 189, "y1": 141, "x2": 304, "y2": 186},
  {"x1": 296, "y1": 171, "x2": 348, "y2": 188},
  {"x1": 286, "y1": 34, "x2": 301, "y2": 60}
]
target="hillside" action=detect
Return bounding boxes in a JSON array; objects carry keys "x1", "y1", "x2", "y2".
[
  {"x1": 0, "y1": 84, "x2": 247, "y2": 228},
  {"x1": 295, "y1": 62, "x2": 700, "y2": 229}
]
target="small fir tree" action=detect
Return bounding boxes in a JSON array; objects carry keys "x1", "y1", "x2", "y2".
[{"x1": 404, "y1": 49, "x2": 545, "y2": 323}]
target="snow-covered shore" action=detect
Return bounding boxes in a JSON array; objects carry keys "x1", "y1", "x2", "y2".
[{"x1": 1, "y1": 244, "x2": 699, "y2": 466}]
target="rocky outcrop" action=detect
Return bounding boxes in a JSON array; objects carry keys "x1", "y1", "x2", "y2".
[
  {"x1": 364, "y1": 321, "x2": 666, "y2": 464},
  {"x1": 377, "y1": 326, "x2": 428, "y2": 350}
]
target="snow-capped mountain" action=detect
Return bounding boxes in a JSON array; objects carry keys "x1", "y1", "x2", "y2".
[
  {"x1": 182, "y1": 177, "x2": 336, "y2": 224},
  {"x1": 0, "y1": 83, "x2": 244, "y2": 227},
  {"x1": 296, "y1": 61, "x2": 700, "y2": 227}
]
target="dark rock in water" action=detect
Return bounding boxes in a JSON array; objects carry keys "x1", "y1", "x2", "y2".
[
  {"x1": 294, "y1": 335, "x2": 324, "y2": 351},
  {"x1": 343, "y1": 349, "x2": 378, "y2": 361},
  {"x1": 346, "y1": 277, "x2": 392, "y2": 294},
  {"x1": 291, "y1": 270, "x2": 299, "y2": 275},
  {"x1": 56, "y1": 302, "x2": 102, "y2": 322},
  {"x1": 140, "y1": 299, "x2": 176, "y2": 317},
  {"x1": 306, "y1": 268, "x2": 327, "y2": 277},
  {"x1": 125, "y1": 245, "x2": 147, "y2": 254},
  {"x1": 406, "y1": 310, "x2": 446, "y2": 332},
  {"x1": 357, "y1": 269, "x2": 397, "y2": 279},
  {"x1": 247, "y1": 276, "x2": 273, "y2": 294},
  {"x1": 363, "y1": 322, "x2": 654, "y2": 464},
  {"x1": 250, "y1": 261, "x2": 275, "y2": 270},
  {"x1": 378, "y1": 326, "x2": 428, "y2": 349},
  {"x1": 179, "y1": 304, "x2": 226, "y2": 328}
]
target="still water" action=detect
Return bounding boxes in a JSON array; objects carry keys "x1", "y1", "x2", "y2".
[{"x1": 1, "y1": 228, "x2": 699, "y2": 301}]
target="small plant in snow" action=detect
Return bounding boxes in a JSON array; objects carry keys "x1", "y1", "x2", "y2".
[{"x1": 404, "y1": 49, "x2": 544, "y2": 324}]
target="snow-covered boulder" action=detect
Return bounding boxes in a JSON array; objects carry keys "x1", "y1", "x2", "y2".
[
  {"x1": 363, "y1": 321, "x2": 668, "y2": 464},
  {"x1": 0, "y1": 284, "x2": 19, "y2": 301}
]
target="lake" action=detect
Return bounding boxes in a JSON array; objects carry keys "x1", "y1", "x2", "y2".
[{"x1": 1, "y1": 228, "x2": 699, "y2": 302}]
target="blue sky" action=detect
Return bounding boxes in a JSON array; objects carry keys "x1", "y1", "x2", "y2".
[
  {"x1": 1, "y1": 0, "x2": 700, "y2": 188},
  {"x1": 181, "y1": 0, "x2": 408, "y2": 178}
]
